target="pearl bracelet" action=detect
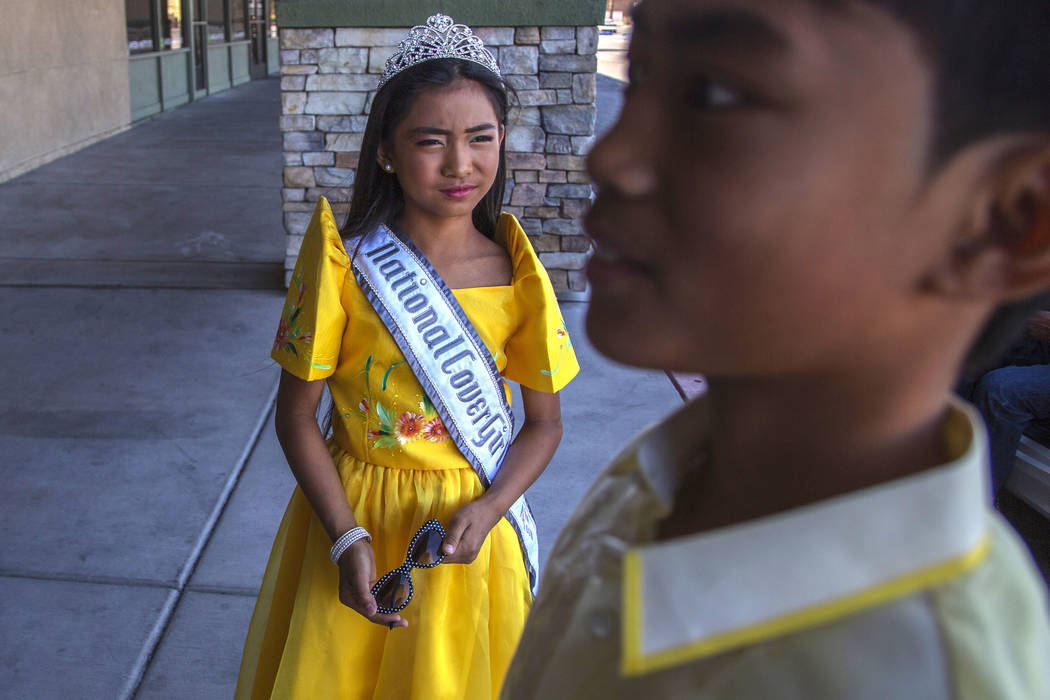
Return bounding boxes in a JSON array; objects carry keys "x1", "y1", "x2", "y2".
[{"x1": 330, "y1": 526, "x2": 372, "y2": 565}]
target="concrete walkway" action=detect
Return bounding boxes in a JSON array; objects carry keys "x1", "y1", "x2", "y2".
[
  {"x1": 0, "y1": 78, "x2": 286, "y2": 290},
  {"x1": 0, "y1": 37, "x2": 681, "y2": 699}
]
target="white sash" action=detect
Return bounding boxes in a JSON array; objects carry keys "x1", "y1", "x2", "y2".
[{"x1": 351, "y1": 224, "x2": 540, "y2": 594}]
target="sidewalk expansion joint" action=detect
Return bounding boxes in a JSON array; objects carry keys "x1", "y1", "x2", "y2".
[
  {"x1": 0, "y1": 569, "x2": 177, "y2": 590},
  {"x1": 12, "y1": 180, "x2": 276, "y2": 189},
  {"x1": 185, "y1": 582, "x2": 261, "y2": 597},
  {"x1": 0, "y1": 257, "x2": 285, "y2": 290},
  {"x1": 120, "y1": 376, "x2": 279, "y2": 700}
]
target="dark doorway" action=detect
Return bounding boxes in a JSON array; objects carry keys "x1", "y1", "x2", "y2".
[
  {"x1": 248, "y1": 0, "x2": 268, "y2": 79},
  {"x1": 192, "y1": 0, "x2": 207, "y2": 92}
]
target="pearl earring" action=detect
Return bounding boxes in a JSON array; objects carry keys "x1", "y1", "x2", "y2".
[{"x1": 383, "y1": 163, "x2": 393, "y2": 172}]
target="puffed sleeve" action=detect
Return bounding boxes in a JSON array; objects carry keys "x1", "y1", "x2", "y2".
[
  {"x1": 500, "y1": 214, "x2": 580, "y2": 393},
  {"x1": 270, "y1": 197, "x2": 349, "y2": 381}
]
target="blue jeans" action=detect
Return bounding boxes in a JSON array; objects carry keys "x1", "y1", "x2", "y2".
[{"x1": 971, "y1": 364, "x2": 1050, "y2": 492}]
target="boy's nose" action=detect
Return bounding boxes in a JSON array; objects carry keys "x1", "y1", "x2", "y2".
[{"x1": 587, "y1": 104, "x2": 657, "y2": 198}]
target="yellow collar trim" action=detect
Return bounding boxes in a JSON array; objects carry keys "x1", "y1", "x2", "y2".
[
  {"x1": 622, "y1": 532, "x2": 990, "y2": 676},
  {"x1": 621, "y1": 398, "x2": 989, "y2": 676}
]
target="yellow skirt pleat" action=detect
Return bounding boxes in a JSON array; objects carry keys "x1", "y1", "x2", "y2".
[{"x1": 235, "y1": 446, "x2": 532, "y2": 700}]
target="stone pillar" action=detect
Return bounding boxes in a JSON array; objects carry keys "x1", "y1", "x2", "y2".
[{"x1": 278, "y1": 19, "x2": 599, "y2": 300}]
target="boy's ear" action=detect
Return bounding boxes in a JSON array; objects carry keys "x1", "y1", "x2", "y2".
[{"x1": 924, "y1": 141, "x2": 1050, "y2": 302}]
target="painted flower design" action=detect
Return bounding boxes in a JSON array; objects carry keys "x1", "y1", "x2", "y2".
[
  {"x1": 394, "y1": 412, "x2": 425, "y2": 444},
  {"x1": 274, "y1": 270, "x2": 312, "y2": 358},
  {"x1": 419, "y1": 395, "x2": 450, "y2": 443},
  {"x1": 273, "y1": 319, "x2": 290, "y2": 354},
  {"x1": 423, "y1": 418, "x2": 449, "y2": 442},
  {"x1": 542, "y1": 324, "x2": 573, "y2": 377},
  {"x1": 347, "y1": 355, "x2": 451, "y2": 450}
]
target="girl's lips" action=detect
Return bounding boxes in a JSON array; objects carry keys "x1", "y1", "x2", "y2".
[{"x1": 440, "y1": 185, "x2": 477, "y2": 199}]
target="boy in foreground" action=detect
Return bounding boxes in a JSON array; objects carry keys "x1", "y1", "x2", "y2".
[{"x1": 501, "y1": 0, "x2": 1050, "y2": 697}]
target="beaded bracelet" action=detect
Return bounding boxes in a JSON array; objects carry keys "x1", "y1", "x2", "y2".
[{"x1": 329, "y1": 526, "x2": 372, "y2": 565}]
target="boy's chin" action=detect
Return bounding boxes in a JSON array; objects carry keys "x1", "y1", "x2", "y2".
[
  {"x1": 586, "y1": 303, "x2": 639, "y2": 365},
  {"x1": 585, "y1": 299, "x2": 688, "y2": 371}
]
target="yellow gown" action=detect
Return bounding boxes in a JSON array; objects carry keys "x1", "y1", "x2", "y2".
[{"x1": 235, "y1": 198, "x2": 579, "y2": 700}]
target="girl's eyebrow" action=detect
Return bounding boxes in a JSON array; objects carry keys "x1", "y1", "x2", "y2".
[{"x1": 411, "y1": 123, "x2": 498, "y2": 135}]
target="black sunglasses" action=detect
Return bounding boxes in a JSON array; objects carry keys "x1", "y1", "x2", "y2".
[{"x1": 371, "y1": 519, "x2": 447, "y2": 614}]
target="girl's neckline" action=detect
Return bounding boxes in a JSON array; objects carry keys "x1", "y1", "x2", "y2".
[
  {"x1": 386, "y1": 221, "x2": 515, "y2": 292},
  {"x1": 451, "y1": 283, "x2": 513, "y2": 292}
]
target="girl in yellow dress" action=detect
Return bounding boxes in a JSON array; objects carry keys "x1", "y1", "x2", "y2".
[{"x1": 235, "y1": 14, "x2": 579, "y2": 700}]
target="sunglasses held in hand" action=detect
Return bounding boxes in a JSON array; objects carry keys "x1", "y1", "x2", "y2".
[{"x1": 371, "y1": 519, "x2": 447, "y2": 614}]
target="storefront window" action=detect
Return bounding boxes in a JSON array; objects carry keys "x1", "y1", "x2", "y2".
[
  {"x1": 126, "y1": 0, "x2": 156, "y2": 54},
  {"x1": 162, "y1": 0, "x2": 183, "y2": 50},
  {"x1": 231, "y1": 0, "x2": 247, "y2": 40},
  {"x1": 208, "y1": 0, "x2": 227, "y2": 42}
]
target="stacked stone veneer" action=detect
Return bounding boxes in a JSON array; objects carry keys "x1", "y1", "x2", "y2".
[{"x1": 279, "y1": 25, "x2": 598, "y2": 297}]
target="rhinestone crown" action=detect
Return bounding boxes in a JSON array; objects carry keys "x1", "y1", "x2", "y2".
[{"x1": 380, "y1": 14, "x2": 502, "y2": 88}]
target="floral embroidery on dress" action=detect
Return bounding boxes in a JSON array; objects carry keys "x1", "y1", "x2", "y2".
[
  {"x1": 541, "y1": 323, "x2": 573, "y2": 377},
  {"x1": 273, "y1": 270, "x2": 313, "y2": 357},
  {"x1": 344, "y1": 355, "x2": 450, "y2": 451},
  {"x1": 423, "y1": 416, "x2": 449, "y2": 442}
]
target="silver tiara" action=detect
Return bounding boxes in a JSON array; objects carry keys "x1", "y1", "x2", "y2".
[{"x1": 379, "y1": 14, "x2": 502, "y2": 88}]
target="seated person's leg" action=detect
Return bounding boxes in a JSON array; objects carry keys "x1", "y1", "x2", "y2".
[
  {"x1": 958, "y1": 331, "x2": 1050, "y2": 400},
  {"x1": 971, "y1": 364, "x2": 1050, "y2": 492}
]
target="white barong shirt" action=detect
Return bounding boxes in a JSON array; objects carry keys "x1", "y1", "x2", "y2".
[{"x1": 502, "y1": 397, "x2": 1050, "y2": 699}]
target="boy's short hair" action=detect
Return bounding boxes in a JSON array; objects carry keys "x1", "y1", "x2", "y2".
[
  {"x1": 820, "y1": 0, "x2": 1049, "y2": 168},
  {"x1": 817, "y1": 0, "x2": 1050, "y2": 376}
]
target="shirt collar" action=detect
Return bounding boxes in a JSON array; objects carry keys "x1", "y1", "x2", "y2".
[{"x1": 622, "y1": 396, "x2": 991, "y2": 676}]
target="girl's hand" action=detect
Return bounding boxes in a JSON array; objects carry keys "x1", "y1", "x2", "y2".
[
  {"x1": 441, "y1": 387, "x2": 562, "y2": 566},
  {"x1": 441, "y1": 498, "x2": 502, "y2": 565},
  {"x1": 337, "y1": 539, "x2": 408, "y2": 628}
]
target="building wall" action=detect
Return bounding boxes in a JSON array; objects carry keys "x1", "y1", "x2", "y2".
[
  {"x1": 0, "y1": 0, "x2": 131, "y2": 183},
  {"x1": 277, "y1": 1, "x2": 605, "y2": 28}
]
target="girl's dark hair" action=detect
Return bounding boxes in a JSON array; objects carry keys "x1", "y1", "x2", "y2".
[
  {"x1": 340, "y1": 58, "x2": 510, "y2": 242},
  {"x1": 321, "y1": 58, "x2": 510, "y2": 438}
]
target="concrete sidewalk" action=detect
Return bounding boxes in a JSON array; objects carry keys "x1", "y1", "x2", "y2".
[
  {"x1": 0, "y1": 40, "x2": 679, "y2": 699},
  {"x1": 0, "y1": 77, "x2": 286, "y2": 290}
]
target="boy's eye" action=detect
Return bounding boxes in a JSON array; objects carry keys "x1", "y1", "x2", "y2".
[
  {"x1": 472, "y1": 134, "x2": 494, "y2": 143},
  {"x1": 686, "y1": 78, "x2": 743, "y2": 110},
  {"x1": 416, "y1": 138, "x2": 443, "y2": 146}
]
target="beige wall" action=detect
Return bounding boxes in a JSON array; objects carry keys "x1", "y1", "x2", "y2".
[{"x1": 0, "y1": 0, "x2": 131, "y2": 182}]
